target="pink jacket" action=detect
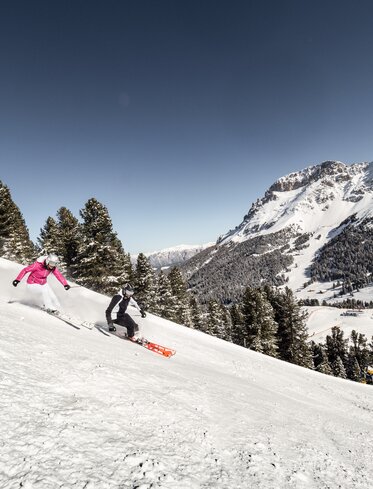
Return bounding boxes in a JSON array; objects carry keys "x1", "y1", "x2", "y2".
[{"x1": 16, "y1": 260, "x2": 68, "y2": 287}]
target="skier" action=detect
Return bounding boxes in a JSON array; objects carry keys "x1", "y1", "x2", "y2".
[
  {"x1": 105, "y1": 283, "x2": 146, "y2": 340},
  {"x1": 12, "y1": 253, "x2": 70, "y2": 312}
]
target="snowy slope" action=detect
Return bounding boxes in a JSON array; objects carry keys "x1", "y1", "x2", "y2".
[
  {"x1": 1, "y1": 258, "x2": 373, "y2": 489},
  {"x1": 305, "y1": 304, "x2": 373, "y2": 343}
]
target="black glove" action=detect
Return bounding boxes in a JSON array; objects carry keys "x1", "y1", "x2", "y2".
[
  {"x1": 64, "y1": 284, "x2": 70, "y2": 291},
  {"x1": 140, "y1": 309, "x2": 146, "y2": 318},
  {"x1": 12, "y1": 280, "x2": 20, "y2": 287}
]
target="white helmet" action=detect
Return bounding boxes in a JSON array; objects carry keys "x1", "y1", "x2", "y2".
[
  {"x1": 45, "y1": 253, "x2": 59, "y2": 267},
  {"x1": 122, "y1": 283, "x2": 134, "y2": 297}
]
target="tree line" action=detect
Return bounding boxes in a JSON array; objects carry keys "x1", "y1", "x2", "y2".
[{"x1": 311, "y1": 326, "x2": 373, "y2": 382}]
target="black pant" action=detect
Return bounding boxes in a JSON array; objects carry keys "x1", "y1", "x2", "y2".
[{"x1": 114, "y1": 314, "x2": 138, "y2": 337}]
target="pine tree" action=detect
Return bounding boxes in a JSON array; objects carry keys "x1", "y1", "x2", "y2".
[
  {"x1": 75, "y1": 198, "x2": 130, "y2": 294},
  {"x1": 331, "y1": 356, "x2": 347, "y2": 379},
  {"x1": 55, "y1": 207, "x2": 82, "y2": 278},
  {"x1": 156, "y1": 270, "x2": 176, "y2": 320},
  {"x1": 134, "y1": 253, "x2": 157, "y2": 311},
  {"x1": 189, "y1": 296, "x2": 205, "y2": 331},
  {"x1": 310, "y1": 341, "x2": 323, "y2": 370},
  {"x1": 346, "y1": 354, "x2": 361, "y2": 382},
  {"x1": 315, "y1": 346, "x2": 333, "y2": 376},
  {"x1": 326, "y1": 326, "x2": 348, "y2": 369},
  {"x1": 349, "y1": 330, "x2": 370, "y2": 374},
  {"x1": 168, "y1": 267, "x2": 191, "y2": 326},
  {"x1": 206, "y1": 300, "x2": 225, "y2": 338},
  {"x1": 123, "y1": 252, "x2": 135, "y2": 285},
  {"x1": 230, "y1": 303, "x2": 245, "y2": 346},
  {"x1": 241, "y1": 287, "x2": 278, "y2": 357},
  {"x1": 271, "y1": 287, "x2": 312, "y2": 367},
  {"x1": 220, "y1": 304, "x2": 232, "y2": 342},
  {"x1": 38, "y1": 217, "x2": 60, "y2": 256},
  {"x1": 0, "y1": 181, "x2": 35, "y2": 263}
]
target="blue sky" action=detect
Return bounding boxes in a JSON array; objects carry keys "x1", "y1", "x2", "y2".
[{"x1": 1, "y1": 1, "x2": 373, "y2": 254}]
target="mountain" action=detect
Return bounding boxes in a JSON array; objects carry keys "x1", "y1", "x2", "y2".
[
  {"x1": 1, "y1": 256, "x2": 373, "y2": 488},
  {"x1": 132, "y1": 243, "x2": 214, "y2": 269},
  {"x1": 182, "y1": 161, "x2": 373, "y2": 303}
]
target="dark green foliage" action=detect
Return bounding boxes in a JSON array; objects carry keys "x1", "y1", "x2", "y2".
[
  {"x1": 311, "y1": 342, "x2": 333, "y2": 375},
  {"x1": 55, "y1": 207, "x2": 83, "y2": 278},
  {"x1": 189, "y1": 296, "x2": 206, "y2": 331},
  {"x1": 134, "y1": 253, "x2": 157, "y2": 310},
  {"x1": 325, "y1": 326, "x2": 348, "y2": 368},
  {"x1": 241, "y1": 287, "x2": 278, "y2": 357},
  {"x1": 269, "y1": 287, "x2": 312, "y2": 367},
  {"x1": 299, "y1": 298, "x2": 320, "y2": 306},
  {"x1": 168, "y1": 267, "x2": 191, "y2": 326},
  {"x1": 219, "y1": 304, "x2": 232, "y2": 342},
  {"x1": 346, "y1": 356, "x2": 361, "y2": 382},
  {"x1": 0, "y1": 181, "x2": 35, "y2": 263},
  {"x1": 331, "y1": 356, "x2": 347, "y2": 379},
  {"x1": 346, "y1": 330, "x2": 370, "y2": 379},
  {"x1": 310, "y1": 217, "x2": 373, "y2": 288},
  {"x1": 228, "y1": 285, "x2": 311, "y2": 365},
  {"x1": 182, "y1": 230, "x2": 294, "y2": 304},
  {"x1": 206, "y1": 300, "x2": 227, "y2": 338},
  {"x1": 323, "y1": 298, "x2": 373, "y2": 309},
  {"x1": 314, "y1": 329, "x2": 373, "y2": 384},
  {"x1": 38, "y1": 217, "x2": 60, "y2": 256},
  {"x1": 38, "y1": 208, "x2": 82, "y2": 277},
  {"x1": 156, "y1": 270, "x2": 176, "y2": 320},
  {"x1": 230, "y1": 304, "x2": 245, "y2": 346},
  {"x1": 293, "y1": 233, "x2": 311, "y2": 251},
  {"x1": 75, "y1": 198, "x2": 132, "y2": 294},
  {"x1": 316, "y1": 351, "x2": 333, "y2": 376}
]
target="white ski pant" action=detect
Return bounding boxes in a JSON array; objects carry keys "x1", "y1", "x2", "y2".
[{"x1": 27, "y1": 283, "x2": 61, "y2": 311}]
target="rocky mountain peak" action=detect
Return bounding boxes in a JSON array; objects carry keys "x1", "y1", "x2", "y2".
[
  {"x1": 269, "y1": 161, "x2": 352, "y2": 193},
  {"x1": 219, "y1": 160, "x2": 372, "y2": 245}
]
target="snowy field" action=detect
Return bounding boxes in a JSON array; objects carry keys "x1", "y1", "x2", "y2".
[
  {"x1": 1, "y1": 258, "x2": 373, "y2": 488},
  {"x1": 305, "y1": 305, "x2": 373, "y2": 343}
]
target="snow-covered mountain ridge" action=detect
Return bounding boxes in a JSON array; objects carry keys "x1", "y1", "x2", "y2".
[
  {"x1": 220, "y1": 160, "x2": 373, "y2": 244},
  {"x1": 183, "y1": 161, "x2": 373, "y2": 301},
  {"x1": 132, "y1": 243, "x2": 214, "y2": 269},
  {"x1": 1, "y1": 257, "x2": 373, "y2": 488}
]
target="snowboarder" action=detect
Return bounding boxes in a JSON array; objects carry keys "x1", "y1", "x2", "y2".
[
  {"x1": 12, "y1": 253, "x2": 70, "y2": 312},
  {"x1": 105, "y1": 283, "x2": 146, "y2": 340}
]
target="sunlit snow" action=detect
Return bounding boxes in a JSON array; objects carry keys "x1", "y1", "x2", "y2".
[{"x1": 0, "y1": 258, "x2": 372, "y2": 489}]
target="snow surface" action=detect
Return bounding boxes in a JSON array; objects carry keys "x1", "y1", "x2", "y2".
[{"x1": 1, "y1": 258, "x2": 373, "y2": 489}]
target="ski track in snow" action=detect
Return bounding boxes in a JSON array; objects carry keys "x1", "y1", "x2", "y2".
[{"x1": 1, "y1": 259, "x2": 373, "y2": 488}]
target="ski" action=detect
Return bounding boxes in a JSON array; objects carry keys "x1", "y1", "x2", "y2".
[
  {"x1": 96, "y1": 325, "x2": 111, "y2": 336},
  {"x1": 44, "y1": 310, "x2": 81, "y2": 330},
  {"x1": 44, "y1": 310, "x2": 96, "y2": 330},
  {"x1": 138, "y1": 339, "x2": 176, "y2": 358},
  {"x1": 79, "y1": 321, "x2": 94, "y2": 330},
  {"x1": 125, "y1": 336, "x2": 176, "y2": 357},
  {"x1": 98, "y1": 326, "x2": 176, "y2": 357}
]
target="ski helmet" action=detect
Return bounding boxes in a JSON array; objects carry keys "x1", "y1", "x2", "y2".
[
  {"x1": 45, "y1": 253, "x2": 59, "y2": 267},
  {"x1": 122, "y1": 283, "x2": 134, "y2": 297}
]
